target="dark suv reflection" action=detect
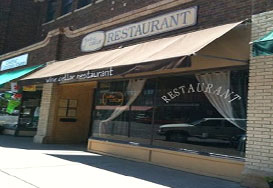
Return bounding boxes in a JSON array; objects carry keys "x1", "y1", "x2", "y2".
[{"x1": 157, "y1": 118, "x2": 246, "y2": 149}]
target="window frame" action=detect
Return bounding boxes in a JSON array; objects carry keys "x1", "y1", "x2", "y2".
[{"x1": 90, "y1": 68, "x2": 249, "y2": 158}]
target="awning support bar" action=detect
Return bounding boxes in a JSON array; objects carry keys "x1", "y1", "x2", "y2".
[{"x1": 195, "y1": 53, "x2": 249, "y2": 64}]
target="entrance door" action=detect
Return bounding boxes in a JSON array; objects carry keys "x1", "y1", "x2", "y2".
[{"x1": 53, "y1": 82, "x2": 97, "y2": 144}]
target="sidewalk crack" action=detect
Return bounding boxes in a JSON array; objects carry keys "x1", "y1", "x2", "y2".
[{"x1": 0, "y1": 169, "x2": 40, "y2": 188}]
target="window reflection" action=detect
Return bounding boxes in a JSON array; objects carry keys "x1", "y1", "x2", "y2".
[
  {"x1": 0, "y1": 91, "x2": 21, "y2": 129},
  {"x1": 92, "y1": 81, "x2": 128, "y2": 140},
  {"x1": 91, "y1": 69, "x2": 248, "y2": 157},
  {"x1": 153, "y1": 71, "x2": 248, "y2": 157},
  {"x1": 92, "y1": 80, "x2": 155, "y2": 145}
]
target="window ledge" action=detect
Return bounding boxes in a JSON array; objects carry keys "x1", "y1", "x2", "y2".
[
  {"x1": 89, "y1": 137, "x2": 245, "y2": 161},
  {"x1": 42, "y1": 20, "x2": 55, "y2": 26},
  {"x1": 56, "y1": 12, "x2": 72, "y2": 20},
  {"x1": 74, "y1": 3, "x2": 93, "y2": 12},
  {"x1": 95, "y1": 0, "x2": 104, "y2": 4}
]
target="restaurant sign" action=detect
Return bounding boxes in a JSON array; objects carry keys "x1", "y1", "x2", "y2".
[
  {"x1": 102, "y1": 92, "x2": 124, "y2": 106},
  {"x1": 45, "y1": 67, "x2": 114, "y2": 83},
  {"x1": 81, "y1": 6, "x2": 198, "y2": 52},
  {"x1": 19, "y1": 56, "x2": 191, "y2": 85},
  {"x1": 1, "y1": 54, "x2": 28, "y2": 71},
  {"x1": 161, "y1": 83, "x2": 242, "y2": 104}
]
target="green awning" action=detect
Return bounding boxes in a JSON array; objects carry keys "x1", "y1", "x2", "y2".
[
  {"x1": 0, "y1": 65, "x2": 43, "y2": 87},
  {"x1": 253, "y1": 30, "x2": 273, "y2": 57}
]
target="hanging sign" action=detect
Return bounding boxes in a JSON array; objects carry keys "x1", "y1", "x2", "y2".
[
  {"x1": 1, "y1": 54, "x2": 28, "y2": 71},
  {"x1": 11, "y1": 82, "x2": 19, "y2": 93},
  {"x1": 23, "y1": 85, "x2": 37, "y2": 92},
  {"x1": 102, "y1": 92, "x2": 124, "y2": 105},
  {"x1": 81, "y1": 31, "x2": 105, "y2": 52},
  {"x1": 81, "y1": 6, "x2": 198, "y2": 52}
]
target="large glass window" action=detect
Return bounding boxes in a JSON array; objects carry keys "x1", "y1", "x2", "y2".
[
  {"x1": 92, "y1": 81, "x2": 128, "y2": 140},
  {"x1": 77, "y1": 0, "x2": 92, "y2": 8},
  {"x1": 61, "y1": 0, "x2": 73, "y2": 15},
  {"x1": 0, "y1": 90, "x2": 42, "y2": 130},
  {"x1": 17, "y1": 91, "x2": 42, "y2": 129},
  {"x1": 91, "y1": 69, "x2": 248, "y2": 157},
  {"x1": 46, "y1": 0, "x2": 57, "y2": 22},
  {"x1": 92, "y1": 79, "x2": 155, "y2": 145},
  {"x1": 127, "y1": 80, "x2": 156, "y2": 144},
  {"x1": 0, "y1": 91, "x2": 21, "y2": 129}
]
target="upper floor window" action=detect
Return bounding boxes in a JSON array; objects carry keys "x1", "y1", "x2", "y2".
[
  {"x1": 77, "y1": 0, "x2": 92, "y2": 9},
  {"x1": 46, "y1": 0, "x2": 57, "y2": 22},
  {"x1": 61, "y1": 0, "x2": 73, "y2": 15}
]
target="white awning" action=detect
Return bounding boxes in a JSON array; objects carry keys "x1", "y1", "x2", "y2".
[{"x1": 21, "y1": 21, "x2": 243, "y2": 84}]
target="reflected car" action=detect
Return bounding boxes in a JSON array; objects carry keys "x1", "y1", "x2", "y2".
[{"x1": 157, "y1": 118, "x2": 246, "y2": 148}]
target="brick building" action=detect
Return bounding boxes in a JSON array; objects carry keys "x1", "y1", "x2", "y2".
[
  {"x1": 0, "y1": 0, "x2": 273, "y2": 187},
  {"x1": 0, "y1": 0, "x2": 45, "y2": 136},
  {"x1": 0, "y1": 0, "x2": 42, "y2": 54}
]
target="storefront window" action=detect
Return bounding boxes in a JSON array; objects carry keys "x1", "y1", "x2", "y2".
[
  {"x1": 18, "y1": 91, "x2": 42, "y2": 129},
  {"x1": 127, "y1": 79, "x2": 156, "y2": 144},
  {"x1": 153, "y1": 70, "x2": 248, "y2": 157},
  {"x1": 46, "y1": 0, "x2": 57, "y2": 22},
  {"x1": 92, "y1": 81, "x2": 129, "y2": 140},
  {"x1": 0, "y1": 91, "x2": 21, "y2": 129},
  {"x1": 92, "y1": 79, "x2": 156, "y2": 144},
  {"x1": 91, "y1": 69, "x2": 248, "y2": 157}
]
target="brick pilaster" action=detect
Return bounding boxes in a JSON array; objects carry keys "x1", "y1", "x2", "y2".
[
  {"x1": 242, "y1": 10, "x2": 273, "y2": 188},
  {"x1": 34, "y1": 83, "x2": 58, "y2": 143}
]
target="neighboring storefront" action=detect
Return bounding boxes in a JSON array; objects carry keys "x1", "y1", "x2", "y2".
[
  {"x1": 0, "y1": 84, "x2": 21, "y2": 134},
  {"x1": 0, "y1": 54, "x2": 43, "y2": 136},
  {"x1": 0, "y1": 86, "x2": 42, "y2": 136},
  {"x1": 15, "y1": 88, "x2": 42, "y2": 136}
]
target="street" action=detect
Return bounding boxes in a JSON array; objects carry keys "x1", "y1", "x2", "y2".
[{"x1": 0, "y1": 135, "x2": 244, "y2": 188}]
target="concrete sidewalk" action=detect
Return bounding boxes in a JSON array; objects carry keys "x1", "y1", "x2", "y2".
[{"x1": 0, "y1": 135, "x2": 245, "y2": 188}]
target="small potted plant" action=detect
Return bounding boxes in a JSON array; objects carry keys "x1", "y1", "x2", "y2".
[{"x1": 265, "y1": 177, "x2": 273, "y2": 188}]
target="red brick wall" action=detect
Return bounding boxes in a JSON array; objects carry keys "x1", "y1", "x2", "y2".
[
  {"x1": 0, "y1": 0, "x2": 12, "y2": 54},
  {"x1": 0, "y1": 34, "x2": 59, "y2": 74},
  {"x1": 0, "y1": 0, "x2": 42, "y2": 54},
  {"x1": 48, "y1": 0, "x2": 255, "y2": 60},
  {"x1": 40, "y1": 0, "x2": 167, "y2": 33},
  {"x1": 2, "y1": 0, "x2": 273, "y2": 68},
  {"x1": 5, "y1": 0, "x2": 42, "y2": 53},
  {"x1": 40, "y1": 0, "x2": 273, "y2": 35}
]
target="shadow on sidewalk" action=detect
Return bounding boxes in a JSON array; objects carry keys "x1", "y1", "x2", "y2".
[
  {"x1": 49, "y1": 152, "x2": 245, "y2": 188},
  {"x1": 0, "y1": 135, "x2": 244, "y2": 188},
  {"x1": 0, "y1": 135, "x2": 86, "y2": 151}
]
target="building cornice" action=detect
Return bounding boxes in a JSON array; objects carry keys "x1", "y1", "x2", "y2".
[
  {"x1": 0, "y1": 29, "x2": 61, "y2": 61},
  {"x1": 64, "y1": 0, "x2": 193, "y2": 38}
]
